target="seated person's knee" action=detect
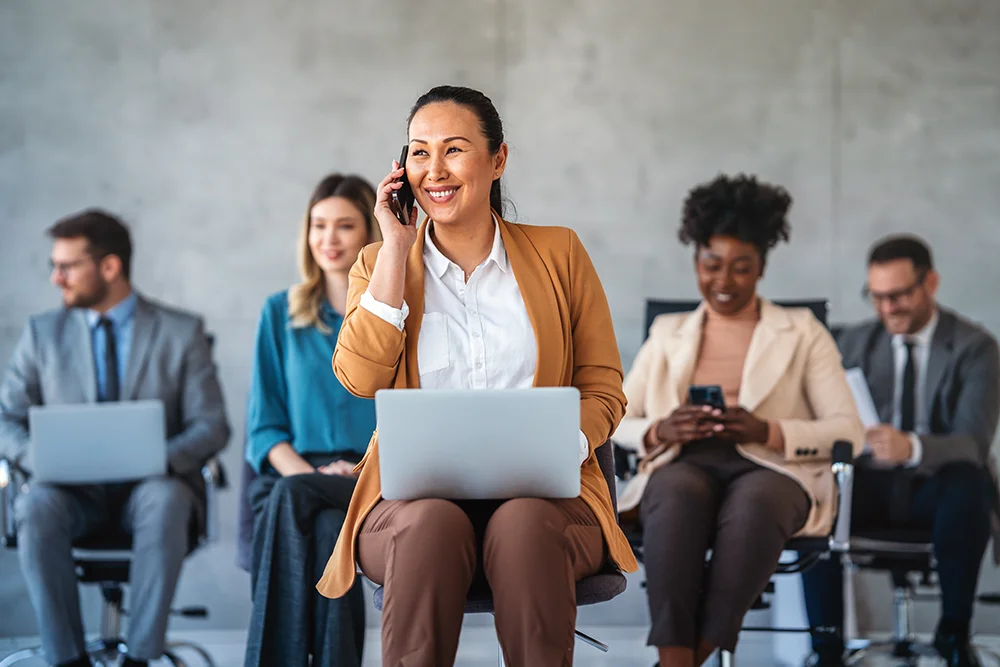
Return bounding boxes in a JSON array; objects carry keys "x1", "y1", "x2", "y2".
[
  {"x1": 13, "y1": 484, "x2": 67, "y2": 530},
  {"x1": 398, "y1": 498, "x2": 474, "y2": 545},
  {"x1": 936, "y1": 462, "x2": 994, "y2": 515},
  {"x1": 642, "y1": 467, "x2": 713, "y2": 516}
]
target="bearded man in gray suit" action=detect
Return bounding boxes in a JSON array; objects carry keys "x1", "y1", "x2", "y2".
[
  {"x1": 0, "y1": 210, "x2": 231, "y2": 667},
  {"x1": 802, "y1": 235, "x2": 999, "y2": 667}
]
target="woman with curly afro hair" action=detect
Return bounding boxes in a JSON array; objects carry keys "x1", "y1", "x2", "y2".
[{"x1": 614, "y1": 174, "x2": 863, "y2": 666}]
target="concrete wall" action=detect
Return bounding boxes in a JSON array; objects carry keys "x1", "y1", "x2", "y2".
[{"x1": 2, "y1": 0, "x2": 999, "y2": 641}]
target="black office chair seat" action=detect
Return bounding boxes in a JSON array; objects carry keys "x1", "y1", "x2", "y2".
[
  {"x1": 73, "y1": 533, "x2": 135, "y2": 551},
  {"x1": 372, "y1": 565, "x2": 628, "y2": 615},
  {"x1": 849, "y1": 528, "x2": 935, "y2": 560},
  {"x1": 71, "y1": 533, "x2": 136, "y2": 585},
  {"x1": 851, "y1": 527, "x2": 933, "y2": 544},
  {"x1": 785, "y1": 536, "x2": 830, "y2": 553}
]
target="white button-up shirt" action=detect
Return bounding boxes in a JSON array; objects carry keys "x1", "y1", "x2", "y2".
[
  {"x1": 359, "y1": 220, "x2": 590, "y2": 464},
  {"x1": 890, "y1": 309, "x2": 939, "y2": 466}
]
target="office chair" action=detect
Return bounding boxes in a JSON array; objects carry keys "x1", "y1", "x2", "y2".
[
  {"x1": 0, "y1": 457, "x2": 227, "y2": 667},
  {"x1": 0, "y1": 332, "x2": 228, "y2": 667},
  {"x1": 833, "y1": 526, "x2": 1000, "y2": 665},
  {"x1": 369, "y1": 440, "x2": 628, "y2": 667}
]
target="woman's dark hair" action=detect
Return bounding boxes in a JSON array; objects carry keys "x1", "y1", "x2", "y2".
[
  {"x1": 678, "y1": 174, "x2": 792, "y2": 263},
  {"x1": 407, "y1": 85, "x2": 508, "y2": 218},
  {"x1": 47, "y1": 208, "x2": 133, "y2": 279}
]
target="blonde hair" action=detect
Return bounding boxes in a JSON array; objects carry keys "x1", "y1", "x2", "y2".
[{"x1": 288, "y1": 174, "x2": 381, "y2": 332}]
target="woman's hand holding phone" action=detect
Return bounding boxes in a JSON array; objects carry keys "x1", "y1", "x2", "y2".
[
  {"x1": 367, "y1": 158, "x2": 419, "y2": 310},
  {"x1": 374, "y1": 159, "x2": 418, "y2": 257},
  {"x1": 649, "y1": 404, "x2": 720, "y2": 448},
  {"x1": 710, "y1": 407, "x2": 771, "y2": 446}
]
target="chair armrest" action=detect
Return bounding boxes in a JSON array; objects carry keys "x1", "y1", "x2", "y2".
[
  {"x1": 200, "y1": 458, "x2": 227, "y2": 546},
  {"x1": 611, "y1": 440, "x2": 639, "y2": 481},
  {"x1": 829, "y1": 440, "x2": 855, "y2": 552},
  {"x1": 0, "y1": 457, "x2": 27, "y2": 547}
]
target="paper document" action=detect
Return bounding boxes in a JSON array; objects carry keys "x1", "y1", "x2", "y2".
[{"x1": 845, "y1": 367, "x2": 880, "y2": 429}]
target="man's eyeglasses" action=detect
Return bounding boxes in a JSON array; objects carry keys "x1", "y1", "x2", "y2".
[
  {"x1": 861, "y1": 272, "x2": 927, "y2": 306},
  {"x1": 49, "y1": 258, "x2": 91, "y2": 275}
]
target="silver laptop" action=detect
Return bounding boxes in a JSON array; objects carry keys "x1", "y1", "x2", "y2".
[
  {"x1": 376, "y1": 387, "x2": 581, "y2": 500},
  {"x1": 28, "y1": 400, "x2": 167, "y2": 484}
]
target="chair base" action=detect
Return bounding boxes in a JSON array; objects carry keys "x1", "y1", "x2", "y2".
[
  {"x1": 165, "y1": 640, "x2": 217, "y2": 667},
  {"x1": 845, "y1": 638, "x2": 938, "y2": 666},
  {"x1": 495, "y1": 628, "x2": 609, "y2": 666},
  {"x1": 0, "y1": 648, "x2": 41, "y2": 667},
  {"x1": 0, "y1": 638, "x2": 214, "y2": 667},
  {"x1": 846, "y1": 638, "x2": 1000, "y2": 667}
]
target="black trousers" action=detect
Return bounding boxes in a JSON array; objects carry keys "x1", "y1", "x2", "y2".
[
  {"x1": 243, "y1": 453, "x2": 365, "y2": 667},
  {"x1": 802, "y1": 461, "x2": 994, "y2": 654}
]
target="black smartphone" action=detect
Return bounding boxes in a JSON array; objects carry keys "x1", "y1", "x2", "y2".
[
  {"x1": 390, "y1": 144, "x2": 415, "y2": 226},
  {"x1": 688, "y1": 385, "x2": 726, "y2": 412}
]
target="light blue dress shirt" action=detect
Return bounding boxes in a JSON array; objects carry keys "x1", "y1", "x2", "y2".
[{"x1": 86, "y1": 292, "x2": 138, "y2": 401}]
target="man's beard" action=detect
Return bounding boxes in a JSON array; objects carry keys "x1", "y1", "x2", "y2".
[{"x1": 64, "y1": 280, "x2": 109, "y2": 309}]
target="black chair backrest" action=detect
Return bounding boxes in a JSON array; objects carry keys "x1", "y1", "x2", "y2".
[
  {"x1": 236, "y1": 403, "x2": 256, "y2": 572},
  {"x1": 644, "y1": 298, "x2": 829, "y2": 342},
  {"x1": 594, "y1": 441, "x2": 617, "y2": 517}
]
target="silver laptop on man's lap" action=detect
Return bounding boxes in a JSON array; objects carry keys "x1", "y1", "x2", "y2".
[{"x1": 28, "y1": 400, "x2": 167, "y2": 484}]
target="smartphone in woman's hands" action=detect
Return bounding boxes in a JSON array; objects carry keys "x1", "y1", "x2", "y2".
[
  {"x1": 390, "y1": 145, "x2": 415, "y2": 226},
  {"x1": 688, "y1": 385, "x2": 726, "y2": 412}
]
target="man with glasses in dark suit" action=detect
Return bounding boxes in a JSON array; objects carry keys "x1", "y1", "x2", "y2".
[
  {"x1": 801, "y1": 235, "x2": 1000, "y2": 667},
  {"x1": 0, "y1": 209, "x2": 230, "y2": 667}
]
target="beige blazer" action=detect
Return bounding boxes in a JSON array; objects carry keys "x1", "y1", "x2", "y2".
[{"x1": 615, "y1": 299, "x2": 864, "y2": 537}]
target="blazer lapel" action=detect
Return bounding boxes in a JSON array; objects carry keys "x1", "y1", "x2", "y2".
[
  {"x1": 924, "y1": 310, "x2": 955, "y2": 422},
  {"x1": 70, "y1": 310, "x2": 98, "y2": 402},
  {"x1": 402, "y1": 219, "x2": 429, "y2": 388},
  {"x1": 668, "y1": 305, "x2": 705, "y2": 406},
  {"x1": 500, "y1": 220, "x2": 565, "y2": 387},
  {"x1": 866, "y1": 329, "x2": 896, "y2": 425},
  {"x1": 738, "y1": 299, "x2": 798, "y2": 412},
  {"x1": 123, "y1": 297, "x2": 158, "y2": 400}
]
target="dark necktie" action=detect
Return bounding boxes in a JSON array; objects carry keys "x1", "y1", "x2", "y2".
[
  {"x1": 98, "y1": 317, "x2": 120, "y2": 402},
  {"x1": 900, "y1": 340, "x2": 916, "y2": 433},
  {"x1": 889, "y1": 339, "x2": 917, "y2": 523}
]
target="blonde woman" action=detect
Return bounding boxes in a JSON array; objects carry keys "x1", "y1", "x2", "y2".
[{"x1": 244, "y1": 174, "x2": 381, "y2": 667}]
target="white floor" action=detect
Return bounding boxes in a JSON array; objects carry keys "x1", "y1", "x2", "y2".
[{"x1": 4, "y1": 629, "x2": 1000, "y2": 666}]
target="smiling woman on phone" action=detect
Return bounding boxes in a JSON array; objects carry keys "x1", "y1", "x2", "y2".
[
  {"x1": 613, "y1": 174, "x2": 863, "y2": 667},
  {"x1": 315, "y1": 85, "x2": 638, "y2": 667}
]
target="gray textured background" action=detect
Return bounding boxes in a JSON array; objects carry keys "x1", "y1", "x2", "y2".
[{"x1": 1, "y1": 0, "x2": 999, "y2": 642}]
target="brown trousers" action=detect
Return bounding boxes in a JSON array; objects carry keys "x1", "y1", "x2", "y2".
[
  {"x1": 640, "y1": 440, "x2": 810, "y2": 652},
  {"x1": 358, "y1": 496, "x2": 605, "y2": 667}
]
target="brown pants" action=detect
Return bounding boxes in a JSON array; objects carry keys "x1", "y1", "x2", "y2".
[
  {"x1": 640, "y1": 440, "x2": 810, "y2": 652},
  {"x1": 358, "y1": 496, "x2": 605, "y2": 667}
]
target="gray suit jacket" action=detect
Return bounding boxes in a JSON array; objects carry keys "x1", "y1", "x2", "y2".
[
  {"x1": 0, "y1": 293, "x2": 231, "y2": 526},
  {"x1": 835, "y1": 306, "x2": 1000, "y2": 561}
]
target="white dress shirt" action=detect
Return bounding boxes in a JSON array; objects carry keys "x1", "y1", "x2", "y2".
[
  {"x1": 891, "y1": 309, "x2": 939, "y2": 466},
  {"x1": 359, "y1": 219, "x2": 591, "y2": 464}
]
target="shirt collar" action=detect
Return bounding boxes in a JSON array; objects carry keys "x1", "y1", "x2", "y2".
[
  {"x1": 424, "y1": 215, "x2": 508, "y2": 279},
  {"x1": 892, "y1": 308, "x2": 939, "y2": 349},
  {"x1": 319, "y1": 298, "x2": 341, "y2": 322},
  {"x1": 87, "y1": 291, "x2": 138, "y2": 330}
]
